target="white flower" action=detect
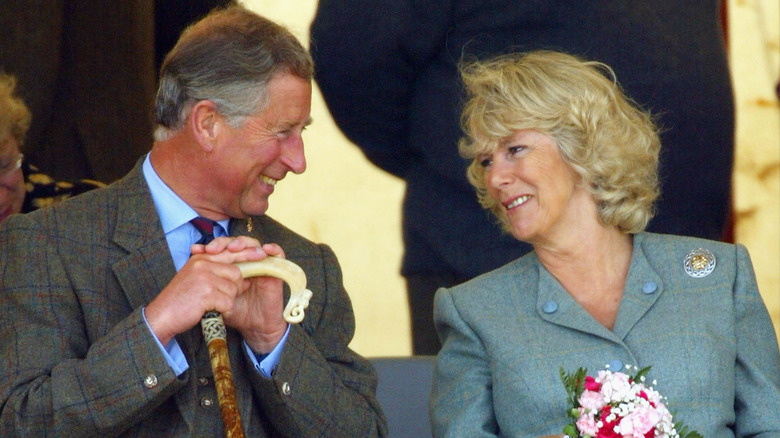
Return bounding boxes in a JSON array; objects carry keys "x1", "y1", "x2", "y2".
[{"x1": 600, "y1": 371, "x2": 632, "y2": 401}]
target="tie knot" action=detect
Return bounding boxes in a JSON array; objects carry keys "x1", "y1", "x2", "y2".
[{"x1": 191, "y1": 217, "x2": 220, "y2": 245}]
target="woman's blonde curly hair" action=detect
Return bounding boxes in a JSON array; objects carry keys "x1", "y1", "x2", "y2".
[{"x1": 459, "y1": 50, "x2": 661, "y2": 234}]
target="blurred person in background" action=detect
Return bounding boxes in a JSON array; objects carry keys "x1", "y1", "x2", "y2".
[{"x1": 0, "y1": 72, "x2": 103, "y2": 223}]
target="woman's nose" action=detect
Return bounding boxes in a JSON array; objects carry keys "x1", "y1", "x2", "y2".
[{"x1": 487, "y1": 156, "x2": 512, "y2": 189}]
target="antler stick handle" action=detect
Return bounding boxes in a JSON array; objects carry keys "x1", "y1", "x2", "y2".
[{"x1": 201, "y1": 256, "x2": 313, "y2": 438}]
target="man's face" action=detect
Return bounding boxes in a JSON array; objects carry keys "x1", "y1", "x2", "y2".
[{"x1": 204, "y1": 73, "x2": 312, "y2": 219}]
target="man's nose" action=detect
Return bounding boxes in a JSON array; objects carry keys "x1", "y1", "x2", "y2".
[{"x1": 280, "y1": 134, "x2": 306, "y2": 174}]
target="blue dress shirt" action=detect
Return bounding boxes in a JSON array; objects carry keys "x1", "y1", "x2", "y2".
[{"x1": 141, "y1": 153, "x2": 288, "y2": 377}]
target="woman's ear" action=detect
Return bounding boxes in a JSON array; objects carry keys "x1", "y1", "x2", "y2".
[{"x1": 189, "y1": 100, "x2": 221, "y2": 151}]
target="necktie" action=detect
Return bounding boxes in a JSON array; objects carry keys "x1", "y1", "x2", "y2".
[{"x1": 190, "y1": 217, "x2": 221, "y2": 245}]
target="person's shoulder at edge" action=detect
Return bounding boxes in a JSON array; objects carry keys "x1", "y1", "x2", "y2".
[
  {"x1": 636, "y1": 231, "x2": 743, "y2": 260},
  {"x1": 633, "y1": 231, "x2": 748, "y2": 283},
  {"x1": 22, "y1": 162, "x2": 107, "y2": 213},
  {"x1": 439, "y1": 249, "x2": 540, "y2": 299}
]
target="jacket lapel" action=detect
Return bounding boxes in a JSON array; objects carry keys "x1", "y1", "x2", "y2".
[
  {"x1": 611, "y1": 233, "x2": 664, "y2": 339},
  {"x1": 107, "y1": 162, "x2": 202, "y2": 430},
  {"x1": 229, "y1": 216, "x2": 269, "y2": 423},
  {"x1": 110, "y1": 161, "x2": 177, "y2": 309},
  {"x1": 534, "y1": 265, "x2": 621, "y2": 344},
  {"x1": 532, "y1": 233, "x2": 664, "y2": 343}
]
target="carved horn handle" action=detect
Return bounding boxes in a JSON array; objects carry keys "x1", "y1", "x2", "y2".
[
  {"x1": 202, "y1": 256, "x2": 313, "y2": 438},
  {"x1": 235, "y1": 256, "x2": 313, "y2": 324}
]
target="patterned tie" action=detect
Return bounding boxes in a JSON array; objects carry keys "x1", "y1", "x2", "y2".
[{"x1": 190, "y1": 217, "x2": 221, "y2": 245}]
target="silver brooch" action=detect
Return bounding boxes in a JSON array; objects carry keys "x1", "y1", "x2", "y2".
[{"x1": 684, "y1": 248, "x2": 716, "y2": 278}]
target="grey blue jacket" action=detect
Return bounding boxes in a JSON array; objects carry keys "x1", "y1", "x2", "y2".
[{"x1": 430, "y1": 232, "x2": 780, "y2": 437}]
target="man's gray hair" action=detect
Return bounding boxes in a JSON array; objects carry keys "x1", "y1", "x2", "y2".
[{"x1": 153, "y1": 5, "x2": 314, "y2": 141}]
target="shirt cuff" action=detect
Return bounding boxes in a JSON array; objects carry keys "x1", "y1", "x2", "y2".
[
  {"x1": 244, "y1": 324, "x2": 291, "y2": 378},
  {"x1": 142, "y1": 307, "x2": 189, "y2": 376}
]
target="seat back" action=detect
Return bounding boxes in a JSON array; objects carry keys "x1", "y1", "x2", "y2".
[{"x1": 371, "y1": 355, "x2": 436, "y2": 438}]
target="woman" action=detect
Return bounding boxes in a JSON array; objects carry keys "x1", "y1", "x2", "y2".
[
  {"x1": 0, "y1": 73, "x2": 104, "y2": 223},
  {"x1": 429, "y1": 51, "x2": 780, "y2": 438}
]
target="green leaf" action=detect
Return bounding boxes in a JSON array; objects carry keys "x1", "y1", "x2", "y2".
[
  {"x1": 676, "y1": 422, "x2": 704, "y2": 438},
  {"x1": 560, "y1": 366, "x2": 589, "y2": 436},
  {"x1": 632, "y1": 366, "x2": 652, "y2": 383},
  {"x1": 563, "y1": 423, "x2": 578, "y2": 437}
]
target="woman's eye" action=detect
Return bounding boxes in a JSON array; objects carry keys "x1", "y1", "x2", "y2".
[
  {"x1": 507, "y1": 145, "x2": 524, "y2": 156},
  {"x1": 478, "y1": 157, "x2": 492, "y2": 168}
]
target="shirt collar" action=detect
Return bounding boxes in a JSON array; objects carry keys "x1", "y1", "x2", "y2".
[{"x1": 142, "y1": 153, "x2": 230, "y2": 236}]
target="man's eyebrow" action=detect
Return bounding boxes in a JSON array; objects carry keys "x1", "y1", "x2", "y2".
[{"x1": 275, "y1": 117, "x2": 313, "y2": 131}]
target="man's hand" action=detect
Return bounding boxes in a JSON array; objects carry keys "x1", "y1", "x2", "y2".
[
  {"x1": 216, "y1": 242, "x2": 290, "y2": 354},
  {"x1": 145, "y1": 236, "x2": 287, "y2": 351}
]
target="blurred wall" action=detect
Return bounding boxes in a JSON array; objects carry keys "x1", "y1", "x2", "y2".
[
  {"x1": 244, "y1": 0, "x2": 410, "y2": 356},
  {"x1": 244, "y1": 0, "x2": 780, "y2": 356},
  {"x1": 729, "y1": 0, "x2": 780, "y2": 345}
]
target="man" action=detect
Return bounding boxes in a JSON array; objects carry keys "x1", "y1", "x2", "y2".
[
  {"x1": 0, "y1": 6, "x2": 387, "y2": 437},
  {"x1": 310, "y1": 0, "x2": 734, "y2": 354}
]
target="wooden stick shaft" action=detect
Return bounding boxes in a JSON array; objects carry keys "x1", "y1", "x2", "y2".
[{"x1": 202, "y1": 311, "x2": 245, "y2": 438}]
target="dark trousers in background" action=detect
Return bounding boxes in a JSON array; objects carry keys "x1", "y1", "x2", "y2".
[{"x1": 406, "y1": 273, "x2": 467, "y2": 355}]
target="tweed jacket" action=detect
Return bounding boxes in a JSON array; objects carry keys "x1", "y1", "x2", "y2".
[
  {"x1": 430, "y1": 232, "x2": 780, "y2": 438},
  {"x1": 0, "y1": 161, "x2": 387, "y2": 437}
]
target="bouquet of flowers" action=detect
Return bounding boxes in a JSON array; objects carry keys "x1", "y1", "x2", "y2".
[{"x1": 559, "y1": 365, "x2": 701, "y2": 438}]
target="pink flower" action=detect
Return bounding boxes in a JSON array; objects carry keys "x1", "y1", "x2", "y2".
[
  {"x1": 561, "y1": 366, "x2": 699, "y2": 438},
  {"x1": 578, "y1": 389, "x2": 606, "y2": 411},
  {"x1": 597, "y1": 407, "x2": 622, "y2": 438},
  {"x1": 585, "y1": 375, "x2": 602, "y2": 391},
  {"x1": 655, "y1": 402, "x2": 673, "y2": 423},
  {"x1": 576, "y1": 409, "x2": 600, "y2": 436},
  {"x1": 616, "y1": 407, "x2": 661, "y2": 438}
]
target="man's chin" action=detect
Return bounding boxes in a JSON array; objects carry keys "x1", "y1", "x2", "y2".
[{"x1": 240, "y1": 201, "x2": 269, "y2": 219}]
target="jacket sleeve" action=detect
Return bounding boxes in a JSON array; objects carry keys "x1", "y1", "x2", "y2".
[
  {"x1": 309, "y1": 0, "x2": 451, "y2": 178},
  {"x1": 0, "y1": 213, "x2": 187, "y2": 436},
  {"x1": 430, "y1": 287, "x2": 500, "y2": 438},
  {"x1": 731, "y1": 244, "x2": 780, "y2": 437},
  {"x1": 248, "y1": 243, "x2": 388, "y2": 437}
]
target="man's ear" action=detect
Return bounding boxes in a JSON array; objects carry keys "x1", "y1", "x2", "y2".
[{"x1": 189, "y1": 100, "x2": 222, "y2": 151}]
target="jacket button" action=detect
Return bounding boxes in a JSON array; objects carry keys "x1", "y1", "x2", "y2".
[
  {"x1": 200, "y1": 397, "x2": 213, "y2": 408},
  {"x1": 143, "y1": 374, "x2": 158, "y2": 389},
  {"x1": 198, "y1": 377, "x2": 210, "y2": 386},
  {"x1": 281, "y1": 382, "x2": 291, "y2": 395},
  {"x1": 642, "y1": 282, "x2": 657, "y2": 294},
  {"x1": 608, "y1": 359, "x2": 624, "y2": 371}
]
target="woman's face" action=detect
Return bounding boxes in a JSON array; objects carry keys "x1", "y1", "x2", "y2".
[
  {"x1": 480, "y1": 129, "x2": 593, "y2": 246},
  {"x1": 0, "y1": 137, "x2": 25, "y2": 222}
]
